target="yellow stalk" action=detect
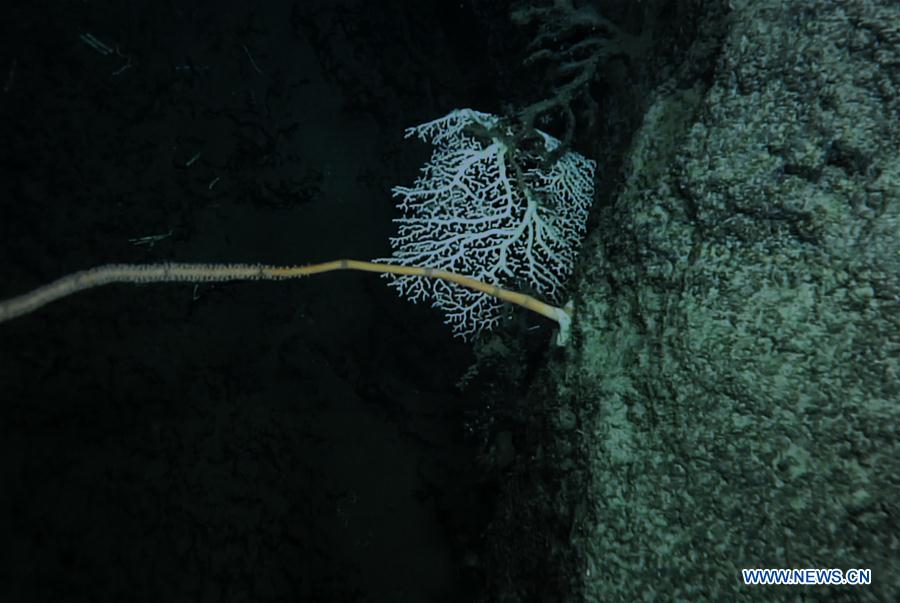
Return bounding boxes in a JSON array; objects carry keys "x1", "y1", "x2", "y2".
[{"x1": 0, "y1": 260, "x2": 573, "y2": 344}]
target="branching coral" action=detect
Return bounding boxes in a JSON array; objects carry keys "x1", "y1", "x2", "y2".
[{"x1": 512, "y1": 0, "x2": 650, "y2": 156}]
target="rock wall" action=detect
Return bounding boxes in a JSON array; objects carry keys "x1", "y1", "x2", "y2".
[{"x1": 561, "y1": 0, "x2": 898, "y2": 599}]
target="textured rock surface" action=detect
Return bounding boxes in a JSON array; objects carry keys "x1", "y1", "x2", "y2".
[{"x1": 559, "y1": 0, "x2": 898, "y2": 600}]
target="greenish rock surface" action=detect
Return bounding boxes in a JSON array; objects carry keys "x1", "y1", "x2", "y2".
[{"x1": 555, "y1": 1, "x2": 897, "y2": 600}]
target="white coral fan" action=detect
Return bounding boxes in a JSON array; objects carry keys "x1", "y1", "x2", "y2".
[{"x1": 380, "y1": 108, "x2": 595, "y2": 339}]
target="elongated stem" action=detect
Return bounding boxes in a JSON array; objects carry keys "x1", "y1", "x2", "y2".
[{"x1": 0, "y1": 260, "x2": 573, "y2": 344}]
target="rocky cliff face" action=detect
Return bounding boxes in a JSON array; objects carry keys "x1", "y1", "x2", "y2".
[{"x1": 488, "y1": 0, "x2": 898, "y2": 600}]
